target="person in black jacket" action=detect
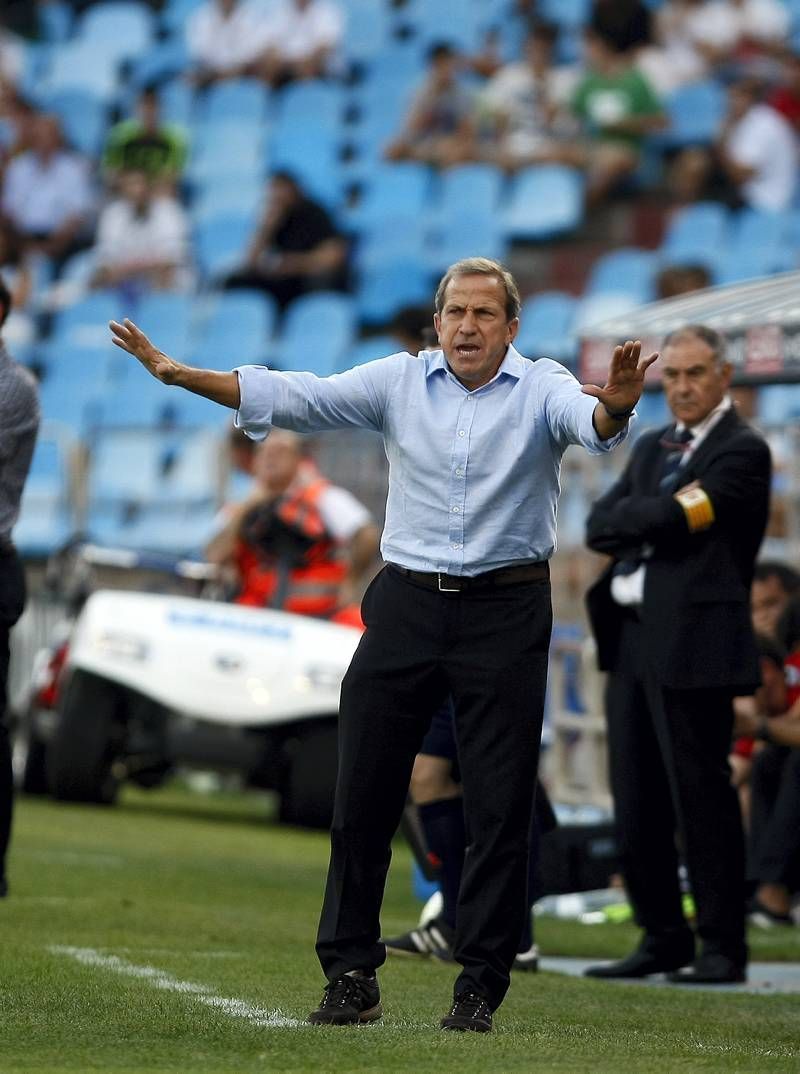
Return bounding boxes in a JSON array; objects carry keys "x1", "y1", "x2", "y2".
[{"x1": 584, "y1": 324, "x2": 771, "y2": 985}]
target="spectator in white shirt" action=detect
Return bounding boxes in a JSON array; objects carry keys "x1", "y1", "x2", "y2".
[
  {"x1": 258, "y1": 0, "x2": 344, "y2": 86},
  {"x1": 670, "y1": 78, "x2": 798, "y2": 211},
  {"x1": 91, "y1": 171, "x2": 191, "y2": 293},
  {"x1": 186, "y1": 0, "x2": 272, "y2": 88},
  {"x1": 477, "y1": 20, "x2": 578, "y2": 170},
  {"x1": 0, "y1": 113, "x2": 93, "y2": 267}
]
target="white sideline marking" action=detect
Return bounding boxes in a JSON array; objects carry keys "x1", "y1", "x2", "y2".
[{"x1": 49, "y1": 946, "x2": 302, "y2": 1028}]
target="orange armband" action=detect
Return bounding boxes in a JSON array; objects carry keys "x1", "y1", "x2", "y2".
[{"x1": 674, "y1": 486, "x2": 715, "y2": 532}]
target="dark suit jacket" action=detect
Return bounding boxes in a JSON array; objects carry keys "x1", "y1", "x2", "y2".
[{"x1": 585, "y1": 408, "x2": 771, "y2": 690}]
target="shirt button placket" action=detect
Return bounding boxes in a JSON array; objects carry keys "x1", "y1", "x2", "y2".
[{"x1": 448, "y1": 397, "x2": 473, "y2": 572}]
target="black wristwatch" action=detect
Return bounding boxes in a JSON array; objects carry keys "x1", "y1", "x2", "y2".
[{"x1": 603, "y1": 403, "x2": 635, "y2": 422}]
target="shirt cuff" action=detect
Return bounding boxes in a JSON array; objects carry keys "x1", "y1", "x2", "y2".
[
  {"x1": 234, "y1": 365, "x2": 273, "y2": 440},
  {"x1": 585, "y1": 396, "x2": 634, "y2": 453}
]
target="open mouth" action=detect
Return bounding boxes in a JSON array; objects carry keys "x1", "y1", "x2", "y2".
[{"x1": 455, "y1": 345, "x2": 480, "y2": 357}]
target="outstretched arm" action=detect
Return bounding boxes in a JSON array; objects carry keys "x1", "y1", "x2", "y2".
[
  {"x1": 583, "y1": 339, "x2": 659, "y2": 440},
  {"x1": 110, "y1": 319, "x2": 241, "y2": 409}
]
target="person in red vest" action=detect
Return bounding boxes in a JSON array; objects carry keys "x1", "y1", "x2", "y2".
[{"x1": 205, "y1": 429, "x2": 379, "y2": 624}]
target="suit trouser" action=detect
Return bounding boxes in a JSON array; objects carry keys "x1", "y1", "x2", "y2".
[
  {"x1": 605, "y1": 623, "x2": 747, "y2": 964},
  {"x1": 748, "y1": 744, "x2": 800, "y2": 888},
  {"x1": 315, "y1": 565, "x2": 552, "y2": 1011},
  {"x1": 0, "y1": 548, "x2": 27, "y2": 878}
]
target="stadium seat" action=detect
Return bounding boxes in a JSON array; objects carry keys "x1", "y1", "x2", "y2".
[
  {"x1": 757, "y1": 384, "x2": 800, "y2": 425},
  {"x1": 129, "y1": 38, "x2": 190, "y2": 89},
  {"x1": 38, "y1": 40, "x2": 120, "y2": 100},
  {"x1": 403, "y1": 0, "x2": 485, "y2": 50},
  {"x1": 355, "y1": 257, "x2": 433, "y2": 325},
  {"x1": 158, "y1": 77, "x2": 195, "y2": 127},
  {"x1": 44, "y1": 89, "x2": 108, "y2": 157},
  {"x1": 573, "y1": 292, "x2": 644, "y2": 334},
  {"x1": 339, "y1": 0, "x2": 390, "y2": 63},
  {"x1": 585, "y1": 248, "x2": 659, "y2": 304},
  {"x1": 187, "y1": 126, "x2": 266, "y2": 185},
  {"x1": 661, "y1": 202, "x2": 730, "y2": 265},
  {"x1": 52, "y1": 292, "x2": 122, "y2": 350},
  {"x1": 87, "y1": 500, "x2": 219, "y2": 556},
  {"x1": 515, "y1": 292, "x2": 578, "y2": 364},
  {"x1": 502, "y1": 165, "x2": 584, "y2": 241},
  {"x1": 350, "y1": 162, "x2": 432, "y2": 232},
  {"x1": 78, "y1": 1, "x2": 155, "y2": 65},
  {"x1": 160, "y1": 0, "x2": 205, "y2": 35},
  {"x1": 425, "y1": 214, "x2": 507, "y2": 275},
  {"x1": 537, "y1": 0, "x2": 591, "y2": 31},
  {"x1": 199, "y1": 79, "x2": 269, "y2": 126},
  {"x1": 134, "y1": 292, "x2": 195, "y2": 356},
  {"x1": 275, "y1": 80, "x2": 345, "y2": 129},
  {"x1": 191, "y1": 178, "x2": 264, "y2": 223},
  {"x1": 38, "y1": 375, "x2": 105, "y2": 433},
  {"x1": 275, "y1": 292, "x2": 356, "y2": 376},
  {"x1": 269, "y1": 129, "x2": 343, "y2": 209},
  {"x1": 195, "y1": 215, "x2": 255, "y2": 279},
  {"x1": 656, "y1": 80, "x2": 726, "y2": 149}
]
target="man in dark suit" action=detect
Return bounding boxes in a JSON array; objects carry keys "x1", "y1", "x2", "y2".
[{"x1": 584, "y1": 324, "x2": 771, "y2": 984}]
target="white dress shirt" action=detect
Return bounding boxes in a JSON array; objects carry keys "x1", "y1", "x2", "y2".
[
  {"x1": 2, "y1": 150, "x2": 93, "y2": 235},
  {"x1": 186, "y1": 0, "x2": 272, "y2": 71},
  {"x1": 260, "y1": 0, "x2": 343, "y2": 62}
]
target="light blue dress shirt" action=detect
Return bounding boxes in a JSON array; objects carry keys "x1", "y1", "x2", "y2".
[{"x1": 235, "y1": 345, "x2": 630, "y2": 576}]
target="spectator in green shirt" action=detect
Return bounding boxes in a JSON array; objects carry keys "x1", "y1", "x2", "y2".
[
  {"x1": 568, "y1": 27, "x2": 665, "y2": 206},
  {"x1": 103, "y1": 86, "x2": 188, "y2": 195}
]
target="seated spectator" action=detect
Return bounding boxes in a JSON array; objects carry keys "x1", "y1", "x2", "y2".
[
  {"x1": 90, "y1": 170, "x2": 191, "y2": 294},
  {"x1": 384, "y1": 42, "x2": 476, "y2": 169},
  {"x1": 205, "y1": 430, "x2": 379, "y2": 621},
  {"x1": 656, "y1": 0, "x2": 789, "y2": 86},
  {"x1": 670, "y1": 78, "x2": 798, "y2": 210},
  {"x1": 0, "y1": 23, "x2": 24, "y2": 89},
  {"x1": 102, "y1": 86, "x2": 188, "y2": 195},
  {"x1": 740, "y1": 605, "x2": 800, "y2": 926},
  {"x1": 224, "y1": 170, "x2": 347, "y2": 309},
  {"x1": 751, "y1": 562, "x2": 800, "y2": 642},
  {"x1": 655, "y1": 263, "x2": 711, "y2": 299},
  {"x1": 0, "y1": 113, "x2": 93, "y2": 269},
  {"x1": 566, "y1": 27, "x2": 666, "y2": 207},
  {"x1": 257, "y1": 0, "x2": 344, "y2": 87},
  {"x1": 476, "y1": 21, "x2": 579, "y2": 171},
  {"x1": 186, "y1": 0, "x2": 272, "y2": 89}
]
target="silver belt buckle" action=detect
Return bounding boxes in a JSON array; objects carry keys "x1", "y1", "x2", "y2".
[{"x1": 438, "y1": 573, "x2": 461, "y2": 593}]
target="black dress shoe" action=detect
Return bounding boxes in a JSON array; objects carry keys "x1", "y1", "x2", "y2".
[
  {"x1": 585, "y1": 935, "x2": 695, "y2": 979},
  {"x1": 667, "y1": 954, "x2": 746, "y2": 985}
]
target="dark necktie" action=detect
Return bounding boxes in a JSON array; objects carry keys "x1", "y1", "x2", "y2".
[{"x1": 658, "y1": 427, "x2": 694, "y2": 493}]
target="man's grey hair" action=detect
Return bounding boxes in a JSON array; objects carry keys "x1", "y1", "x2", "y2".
[
  {"x1": 662, "y1": 324, "x2": 728, "y2": 366},
  {"x1": 434, "y1": 258, "x2": 521, "y2": 322}
]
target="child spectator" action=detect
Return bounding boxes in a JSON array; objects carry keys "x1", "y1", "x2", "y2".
[{"x1": 103, "y1": 86, "x2": 188, "y2": 195}]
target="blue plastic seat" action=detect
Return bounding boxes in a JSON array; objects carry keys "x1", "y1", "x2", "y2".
[
  {"x1": 502, "y1": 165, "x2": 584, "y2": 241},
  {"x1": 573, "y1": 291, "x2": 644, "y2": 334},
  {"x1": 537, "y1": 0, "x2": 591, "y2": 31},
  {"x1": 585, "y1": 247, "x2": 658, "y2": 304},
  {"x1": 133, "y1": 292, "x2": 195, "y2": 355},
  {"x1": 437, "y1": 164, "x2": 504, "y2": 216},
  {"x1": 79, "y1": 1, "x2": 155, "y2": 59},
  {"x1": 187, "y1": 125, "x2": 265, "y2": 184},
  {"x1": 402, "y1": 0, "x2": 484, "y2": 50},
  {"x1": 339, "y1": 0, "x2": 390, "y2": 62},
  {"x1": 351, "y1": 162, "x2": 432, "y2": 232},
  {"x1": 52, "y1": 292, "x2": 122, "y2": 349},
  {"x1": 88, "y1": 500, "x2": 219, "y2": 556},
  {"x1": 161, "y1": 0, "x2": 205, "y2": 35},
  {"x1": 661, "y1": 202, "x2": 730, "y2": 263},
  {"x1": 38, "y1": 376, "x2": 104, "y2": 432},
  {"x1": 355, "y1": 257, "x2": 433, "y2": 325},
  {"x1": 158, "y1": 77, "x2": 195, "y2": 127},
  {"x1": 269, "y1": 129, "x2": 343, "y2": 209},
  {"x1": 44, "y1": 89, "x2": 108, "y2": 157},
  {"x1": 515, "y1": 292, "x2": 578, "y2": 364},
  {"x1": 199, "y1": 79, "x2": 269, "y2": 126},
  {"x1": 190, "y1": 290, "x2": 275, "y2": 369},
  {"x1": 129, "y1": 38, "x2": 190, "y2": 89},
  {"x1": 657, "y1": 80, "x2": 726, "y2": 149},
  {"x1": 425, "y1": 214, "x2": 507, "y2": 275},
  {"x1": 195, "y1": 214, "x2": 256, "y2": 279},
  {"x1": 275, "y1": 80, "x2": 345, "y2": 129},
  {"x1": 757, "y1": 384, "x2": 800, "y2": 425},
  {"x1": 191, "y1": 178, "x2": 264, "y2": 223},
  {"x1": 276, "y1": 292, "x2": 357, "y2": 375}
]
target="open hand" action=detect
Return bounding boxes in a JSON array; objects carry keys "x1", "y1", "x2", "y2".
[
  {"x1": 109, "y1": 319, "x2": 182, "y2": 384},
  {"x1": 581, "y1": 339, "x2": 658, "y2": 415}
]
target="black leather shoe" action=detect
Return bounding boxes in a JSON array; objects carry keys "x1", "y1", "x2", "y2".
[
  {"x1": 585, "y1": 935, "x2": 695, "y2": 979},
  {"x1": 440, "y1": 991, "x2": 493, "y2": 1032},
  {"x1": 307, "y1": 972, "x2": 382, "y2": 1025},
  {"x1": 667, "y1": 954, "x2": 746, "y2": 985}
]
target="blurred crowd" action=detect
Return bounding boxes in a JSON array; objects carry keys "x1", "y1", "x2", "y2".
[{"x1": 0, "y1": 0, "x2": 799, "y2": 345}]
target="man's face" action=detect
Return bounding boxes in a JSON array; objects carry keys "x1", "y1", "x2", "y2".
[
  {"x1": 434, "y1": 274, "x2": 518, "y2": 390},
  {"x1": 752, "y1": 574, "x2": 791, "y2": 639},
  {"x1": 660, "y1": 336, "x2": 732, "y2": 428}
]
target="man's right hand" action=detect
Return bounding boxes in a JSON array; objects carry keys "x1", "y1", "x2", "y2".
[{"x1": 109, "y1": 319, "x2": 183, "y2": 384}]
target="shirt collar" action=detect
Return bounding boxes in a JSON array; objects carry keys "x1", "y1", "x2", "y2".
[
  {"x1": 422, "y1": 344, "x2": 525, "y2": 386},
  {"x1": 676, "y1": 394, "x2": 732, "y2": 441}
]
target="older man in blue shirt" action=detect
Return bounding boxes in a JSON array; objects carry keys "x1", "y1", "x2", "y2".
[{"x1": 110, "y1": 257, "x2": 656, "y2": 1033}]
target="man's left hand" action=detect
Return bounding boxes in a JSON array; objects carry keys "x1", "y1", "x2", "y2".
[{"x1": 582, "y1": 339, "x2": 659, "y2": 417}]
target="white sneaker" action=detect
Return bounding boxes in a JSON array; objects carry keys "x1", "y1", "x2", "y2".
[{"x1": 513, "y1": 943, "x2": 539, "y2": 972}]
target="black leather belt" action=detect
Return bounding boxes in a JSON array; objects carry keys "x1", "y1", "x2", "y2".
[{"x1": 390, "y1": 561, "x2": 549, "y2": 592}]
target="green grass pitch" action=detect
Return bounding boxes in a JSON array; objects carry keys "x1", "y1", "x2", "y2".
[{"x1": 2, "y1": 785, "x2": 799, "y2": 1073}]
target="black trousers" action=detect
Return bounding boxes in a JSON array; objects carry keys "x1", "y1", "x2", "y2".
[
  {"x1": 605, "y1": 624, "x2": 747, "y2": 964},
  {"x1": 315, "y1": 565, "x2": 552, "y2": 1010},
  {"x1": 0, "y1": 547, "x2": 27, "y2": 879},
  {"x1": 748, "y1": 745, "x2": 800, "y2": 888}
]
